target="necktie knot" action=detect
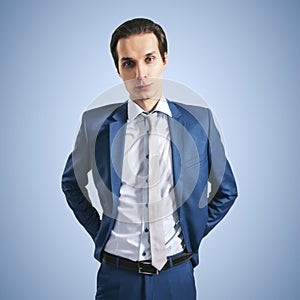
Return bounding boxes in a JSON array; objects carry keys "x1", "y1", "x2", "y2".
[{"x1": 144, "y1": 112, "x2": 158, "y2": 131}]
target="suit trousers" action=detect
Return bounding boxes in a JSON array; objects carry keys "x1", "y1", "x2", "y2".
[{"x1": 95, "y1": 259, "x2": 196, "y2": 300}]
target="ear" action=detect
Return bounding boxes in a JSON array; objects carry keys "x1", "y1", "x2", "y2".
[
  {"x1": 116, "y1": 63, "x2": 121, "y2": 76},
  {"x1": 117, "y1": 64, "x2": 122, "y2": 77},
  {"x1": 163, "y1": 52, "x2": 168, "y2": 67}
]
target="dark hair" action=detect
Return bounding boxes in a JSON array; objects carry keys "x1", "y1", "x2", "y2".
[{"x1": 110, "y1": 18, "x2": 168, "y2": 72}]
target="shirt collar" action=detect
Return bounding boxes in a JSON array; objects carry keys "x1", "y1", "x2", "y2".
[{"x1": 127, "y1": 96, "x2": 172, "y2": 121}]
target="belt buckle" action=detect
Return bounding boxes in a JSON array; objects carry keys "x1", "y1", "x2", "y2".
[{"x1": 138, "y1": 261, "x2": 159, "y2": 275}]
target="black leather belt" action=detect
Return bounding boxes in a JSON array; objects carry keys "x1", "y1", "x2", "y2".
[{"x1": 102, "y1": 251, "x2": 193, "y2": 275}]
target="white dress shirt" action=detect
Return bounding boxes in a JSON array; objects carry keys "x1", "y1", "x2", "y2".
[{"x1": 104, "y1": 98, "x2": 184, "y2": 261}]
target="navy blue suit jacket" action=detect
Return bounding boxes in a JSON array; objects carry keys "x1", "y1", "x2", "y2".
[{"x1": 62, "y1": 100, "x2": 238, "y2": 267}]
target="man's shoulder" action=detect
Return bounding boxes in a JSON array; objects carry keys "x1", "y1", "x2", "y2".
[
  {"x1": 168, "y1": 100, "x2": 210, "y2": 123},
  {"x1": 171, "y1": 100, "x2": 208, "y2": 112},
  {"x1": 83, "y1": 102, "x2": 125, "y2": 119},
  {"x1": 78, "y1": 102, "x2": 127, "y2": 137},
  {"x1": 81, "y1": 101, "x2": 127, "y2": 125}
]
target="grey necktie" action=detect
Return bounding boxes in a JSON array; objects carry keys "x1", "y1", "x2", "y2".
[{"x1": 146, "y1": 112, "x2": 167, "y2": 271}]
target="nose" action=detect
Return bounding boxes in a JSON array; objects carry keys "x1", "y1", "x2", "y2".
[{"x1": 136, "y1": 62, "x2": 147, "y2": 79}]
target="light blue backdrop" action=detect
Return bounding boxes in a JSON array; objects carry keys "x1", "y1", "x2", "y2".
[{"x1": 1, "y1": 0, "x2": 299, "y2": 299}]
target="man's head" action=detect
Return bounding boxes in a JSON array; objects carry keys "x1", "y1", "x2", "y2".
[
  {"x1": 110, "y1": 18, "x2": 168, "y2": 104},
  {"x1": 110, "y1": 18, "x2": 168, "y2": 73}
]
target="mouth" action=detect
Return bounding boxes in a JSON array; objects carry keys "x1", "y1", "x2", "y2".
[{"x1": 135, "y1": 83, "x2": 152, "y2": 90}]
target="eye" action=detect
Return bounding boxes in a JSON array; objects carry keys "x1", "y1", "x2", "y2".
[
  {"x1": 122, "y1": 60, "x2": 135, "y2": 68},
  {"x1": 145, "y1": 56, "x2": 155, "y2": 63}
]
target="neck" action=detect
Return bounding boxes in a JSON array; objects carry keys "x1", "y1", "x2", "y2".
[{"x1": 133, "y1": 97, "x2": 160, "y2": 112}]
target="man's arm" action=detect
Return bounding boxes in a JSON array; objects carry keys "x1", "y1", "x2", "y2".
[
  {"x1": 203, "y1": 109, "x2": 238, "y2": 237},
  {"x1": 61, "y1": 114, "x2": 101, "y2": 240}
]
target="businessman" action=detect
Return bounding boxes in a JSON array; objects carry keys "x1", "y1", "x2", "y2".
[{"x1": 62, "y1": 18, "x2": 238, "y2": 300}]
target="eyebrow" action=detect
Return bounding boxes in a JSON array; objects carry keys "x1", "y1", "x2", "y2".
[
  {"x1": 145, "y1": 51, "x2": 157, "y2": 57},
  {"x1": 120, "y1": 51, "x2": 157, "y2": 61},
  {"x1": 121, "y1": 57, "x2": 132, "y2": 61}
]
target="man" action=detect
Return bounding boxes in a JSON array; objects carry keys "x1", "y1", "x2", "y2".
[{"x1": 62, "y1": 18, "x2": 238, "y2": 300}]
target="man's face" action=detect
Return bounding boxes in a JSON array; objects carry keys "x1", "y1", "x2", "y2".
[{"x1": 116, "y1": 32, "x2": 167, "y2": 102}]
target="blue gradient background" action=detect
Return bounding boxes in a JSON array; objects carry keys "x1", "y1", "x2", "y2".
[{"x1": 1, "y1": 0, "x2": 299, "y2": 299}]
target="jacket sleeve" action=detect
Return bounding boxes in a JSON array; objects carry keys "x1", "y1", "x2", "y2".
[
  {"x1": 203, "y1": 109, "x2": 238, "y2": 237},
  {"x1": 61, "y1": 113, "x2": 101, "y2": 240}
]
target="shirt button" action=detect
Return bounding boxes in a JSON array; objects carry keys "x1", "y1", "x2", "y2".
[
  {"x1": 146, "y1": 179, "x2": 148, "y2": 183},
  {"x1": 145, "y1": 228, "x2": 149, "y2": 233},
  {"x1": 146, "y1": 154, "x2": 149, "y2": 159},
  {"x1": 142, "y1": 252, "x2": 146, "y2": 256},
  {"x1": 145, "y1": 204, "x2": 148, "y2": 208}
]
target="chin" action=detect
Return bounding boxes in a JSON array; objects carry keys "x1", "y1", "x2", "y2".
[
  {"x1": 131, "y1": 88, "x2": 162, "y2": 102},
  {"x1": 130, "y1": 92, "x2": 157, "y2": 102}
]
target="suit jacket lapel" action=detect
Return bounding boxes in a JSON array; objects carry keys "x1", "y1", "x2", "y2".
[
  {"x1": 168, "y1": 101, "x2": 185, "y2": 207},
  {"x1": 108, "y1": 102, "x2": 127, "y2": 216}
]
